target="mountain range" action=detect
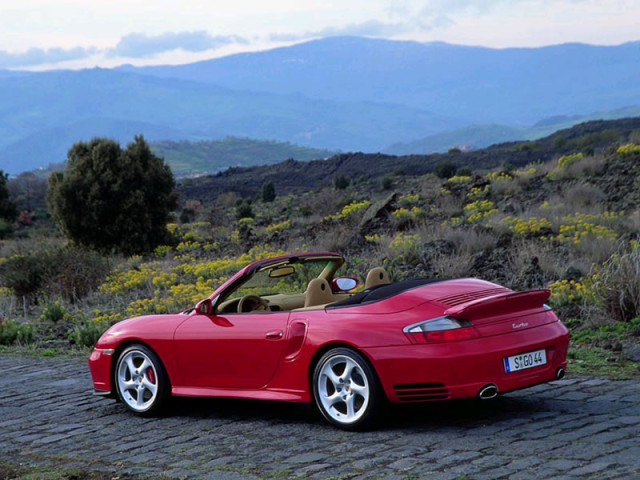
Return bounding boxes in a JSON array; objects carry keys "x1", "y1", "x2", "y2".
[{"x1": 1, "y1": 36, "x2": 639, "y2": 175}]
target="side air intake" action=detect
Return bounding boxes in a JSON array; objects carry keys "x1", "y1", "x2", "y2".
[{"x1": 394, "y1": 382, "x2": 449, "y2": 402}]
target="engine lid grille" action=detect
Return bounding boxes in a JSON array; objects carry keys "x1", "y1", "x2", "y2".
[{"x1": 435, "y1": 287, "x2": 510, "y2": 307}]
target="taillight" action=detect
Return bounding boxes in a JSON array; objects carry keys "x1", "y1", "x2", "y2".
[{"x1": 403, "y1": 316, "x2": 480, "y2": 344}]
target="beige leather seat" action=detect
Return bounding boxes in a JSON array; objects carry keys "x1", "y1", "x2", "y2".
[
  {"x1": 365, "y1": 267, "x2": 391, "y2": 290},
  {"x1": 304, "y1": 278, "x2": 334, "y2": 308}
]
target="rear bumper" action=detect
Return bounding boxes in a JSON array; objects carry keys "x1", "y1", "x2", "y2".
[{"x1": 364, "y1": 320, "x2": 569, "y2": 402}]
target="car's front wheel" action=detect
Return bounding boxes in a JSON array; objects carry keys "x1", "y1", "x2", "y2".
[
  {"x1": 115, "y1": 344, "x2": 169, "y2": 415},
  {"x1": 312, "y1": 348, "x2": 381, "y2": 430}
]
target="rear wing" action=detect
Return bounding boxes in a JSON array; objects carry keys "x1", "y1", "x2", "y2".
[{"x1": 443, "y1": 290, "x2": 551, "y2": 321}]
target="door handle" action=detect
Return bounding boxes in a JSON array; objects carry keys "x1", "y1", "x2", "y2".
[{"x1": 265, "y1": 330, "x2": 283, "y2": 339}]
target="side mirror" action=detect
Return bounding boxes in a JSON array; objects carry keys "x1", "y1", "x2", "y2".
[
  {"x1": 195, "y1": 298, "x2": 212, "y2": 315},
  {"x1": 332, "y1": 277, "x2": 359, "y2": 292}
]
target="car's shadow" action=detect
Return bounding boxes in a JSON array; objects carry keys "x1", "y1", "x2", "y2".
[{"x1": 162, "y1": 393, "x2": 553, "y2": 431}]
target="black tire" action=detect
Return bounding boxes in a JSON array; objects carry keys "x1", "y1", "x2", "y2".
[
  {"x1": 114, "y1": 344, "x2": 170, "y2": 416},
  {"x1": 312, "y1": 347, "x2": 381, "y2": 430}
]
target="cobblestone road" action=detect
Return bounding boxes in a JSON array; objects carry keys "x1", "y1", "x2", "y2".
[{"x1": 0, "y1": 354, "x2": 639, "y2": 479}]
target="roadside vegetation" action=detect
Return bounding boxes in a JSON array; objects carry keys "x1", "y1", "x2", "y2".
[
  {"x1": 1, "y1": 124, "x2": 640, "y2": 378},
  {"x1": 0, "y1": 460, "x2": 162, "y2": 480}
]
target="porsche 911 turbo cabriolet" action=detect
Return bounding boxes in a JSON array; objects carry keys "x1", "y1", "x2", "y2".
[{"x1": 89, "y1": 252, "x2": 569, "y2": 429}]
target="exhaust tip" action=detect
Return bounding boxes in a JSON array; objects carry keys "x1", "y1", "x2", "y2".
[
  {"x1": 556, "y1": 367, "x2": 565, "y2": 380},
  {"x1": 478, "y1": 384, "x2": 498, "y2": 400}
]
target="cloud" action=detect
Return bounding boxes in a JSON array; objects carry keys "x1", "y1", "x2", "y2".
[
  {"x1": 0, "y1": 46, "x2": 98, "y2": 68},
  {"x1": 110, "y1": 31, "x2": 249, "y2": 58},
  {"x1": 270, "y1": 20, "x2": 413, "y2": 42}
]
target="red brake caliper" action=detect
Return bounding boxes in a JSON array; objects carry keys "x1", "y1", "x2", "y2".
[{"x1": 146, "y1": 367, "x2": 156, "y2": 384}]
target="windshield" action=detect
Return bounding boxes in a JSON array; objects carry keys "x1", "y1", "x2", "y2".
[{"x1": 224, "y1": 258, "x2": 339, "y2": 302}]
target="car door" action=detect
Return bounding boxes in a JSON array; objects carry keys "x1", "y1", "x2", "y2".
[{"x1": 173, "y1": 310, "x2": 289, "y2": 389}]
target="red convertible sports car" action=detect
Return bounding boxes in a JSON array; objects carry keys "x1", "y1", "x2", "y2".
[{"x1": 89, "y1": 252, "x2": 569, "y2": 429}]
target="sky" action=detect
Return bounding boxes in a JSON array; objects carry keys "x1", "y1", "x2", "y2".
[{"x1": 0, "y1": 0, "x2": 638, "y2": 70}]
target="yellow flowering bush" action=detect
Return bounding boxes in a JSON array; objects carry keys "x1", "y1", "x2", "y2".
[
  {"x1": 485, "y1": 171, "x2": 512, "y2": 181},
  {"x1": 514, "y1": 166, "x2": 538, "y2": 177},
  {"x1": 502, "y1": 216, "x2": 552, "y2": 236},
  {"x1": 153, "y1": 245, "x2": 173, "y2": 257},
  {"x1": 40, "y1": 299, "x2": 70, "y2": 323},
  {"x1": 391, "y1": 206, "x2": 423, "y2": 222},
  {"x1": 96, "y1": 245, "x2": 289, "y2": 320},
  {"x1": 617, "y1": 143, "x2": 640, "y2": 158},
  {"x1": 556, "y1": 212, "x2": 621, "y2": 245},
  {"x1": 557, "y1": 152, "x2": 584, "y2": 168},
  {"x1": 266, "y1": 219, "x2": 291, "y2": 233},
  {"x1": 539, "y1": 201, "x2": 558, "y2": 210},
  {"x1": 398, "y1": 193, "x2": 419, "y2": 206},
  {"x1": 176, "y1": 240, "x2": 200, "y2": 253},
  {"x1": 447, "y1": 175, "x2": 472, "y2": 183},
  {"x1": 464, "y1": 200, "x2": 498, "y2": 223},
  {"x1": 549, "y1": 279, "x2": 591, "y2": 306},
  {"x1": 324, "y1": 200, "x2": 371, "y2": 221},
  {"x1": 166, "y1": 223, "x2": 179, "y2": 235},
  {"x1": 467, "y1": 185, "x2": 489, "y2": 199},
  {"x1": 388, "y1": 233, "x2": 420, "y2": 261}
]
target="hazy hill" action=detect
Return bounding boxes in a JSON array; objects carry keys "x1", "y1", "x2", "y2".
[
  {"x1": 129, "y1": 36, "x2": 640, "y2": 125},
  {"x1": 386, "y1": 106, "x2": 640, "y2": 154},
  {"x1": 152, "y1": 137, "x2": 336, "y2": 177},
  {"x1": 2, "y1": 36, "x2": 640, "y2": 175},
  {"x1": 177, "y1": 117, "x2": 640, "y2": 202},
  {"x1": 0, "y1": 67, "x2": 461, "y2": 174}
]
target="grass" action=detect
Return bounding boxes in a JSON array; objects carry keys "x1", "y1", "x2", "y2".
[
  {"x1": 568, "y1": 345, "x2": 640, "y2": 379},
  {"x1": 563, "y1": 317, "x2": 640, "y2": 379},
  {"x1": 0, "y1": 344, "x2": 90, "y2": 357},
  {"x1": 0, "y1": 461, "x2": 166, "y2": 480}
]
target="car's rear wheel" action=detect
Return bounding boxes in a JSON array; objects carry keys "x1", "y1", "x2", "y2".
[
  {"x1": 313, "y1": 348, "x2": 380, "y2": 430},
  {"x1": 115, "y1": 344, "x2": 168, "y2": 415}
]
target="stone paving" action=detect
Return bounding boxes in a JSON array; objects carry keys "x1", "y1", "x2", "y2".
[{"x1": 0, "y1": 353, "x2": 639, "y2": 479}]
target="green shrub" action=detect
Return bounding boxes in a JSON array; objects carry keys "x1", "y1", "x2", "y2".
[
  {"x1": 48, "y1": 247, "x2": 107, "y2": 302},
  {"x1": 47, "y1": 136, "x2": 178, "y2": 255},
  {"x1": 433, "y1": 160, "x2": 457, "y2": 179},
  {"x1": 587, "y1": 242, "x2": 640, "y2": 323},
  {"x1": 0, "y1": 252, "x2": 51, "y2": 298},
  {"x1": 333, "y1": 175, "x2": 350, "y2": 190},
  {"x1": 456, "y1": 166, "x2": 473, "y2": 176},
  {"x1": 40, "y1": 299, "x2": 68, "y2": 323},
  {"x1": 261, "y1": 182, "x2": 276, "y2": 202},
  {"x1": 380, "y1": 174, "x2": 393, "y2": 190},
  {"x1": 298, "y1": 205, "x2": 312, "y2": 217},
  {"x1": 0, "y1": 219, "x2": 13, "y2": 239},
  {"x1": 0, "y1": 319, "x2": 34, "y2": 345},
  {"x1": 0, "y1": 246, "x2": 107, "y2": 301},
  {"x1": 68, "y1": 316, "x2": 106, "y2": 348},
  {"x1": 235, "y1": 199, "x2": 254, "y2": 219}
]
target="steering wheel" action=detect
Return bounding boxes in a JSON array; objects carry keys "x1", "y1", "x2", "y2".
[{"x1": 237, "y1": 295, "x2": 270, "y2": 313}]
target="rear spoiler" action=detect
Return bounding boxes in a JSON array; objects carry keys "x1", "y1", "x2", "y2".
[{"x1": 443, "y1": 289, "x2": 551, "y2": 321}]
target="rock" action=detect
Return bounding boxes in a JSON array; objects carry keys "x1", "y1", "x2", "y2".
[
  {"x1": 623, "y1": 344, "x2": 640, "y2": 362},
  {"x1": 358, "y1": 192, "x2": 397, "y2": 234},
  {"x1": 564, "y1": 266, "x2": 584, "y2": 282},
  {"x1": 520, "y1": 256, "x2": 546, "y2": 289}
]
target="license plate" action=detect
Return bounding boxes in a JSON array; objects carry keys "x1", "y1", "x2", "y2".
[{"x1": 504, "y1": 349, "x2": 547, "y2": 373}]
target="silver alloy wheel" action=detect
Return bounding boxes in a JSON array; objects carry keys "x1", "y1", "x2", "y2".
[
  {"x1": 116, "y1": 349, "x2": 159, "y2": 413},
  {"x1": 316, "y1": 354, "x2": 370, "y2": 425}
]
